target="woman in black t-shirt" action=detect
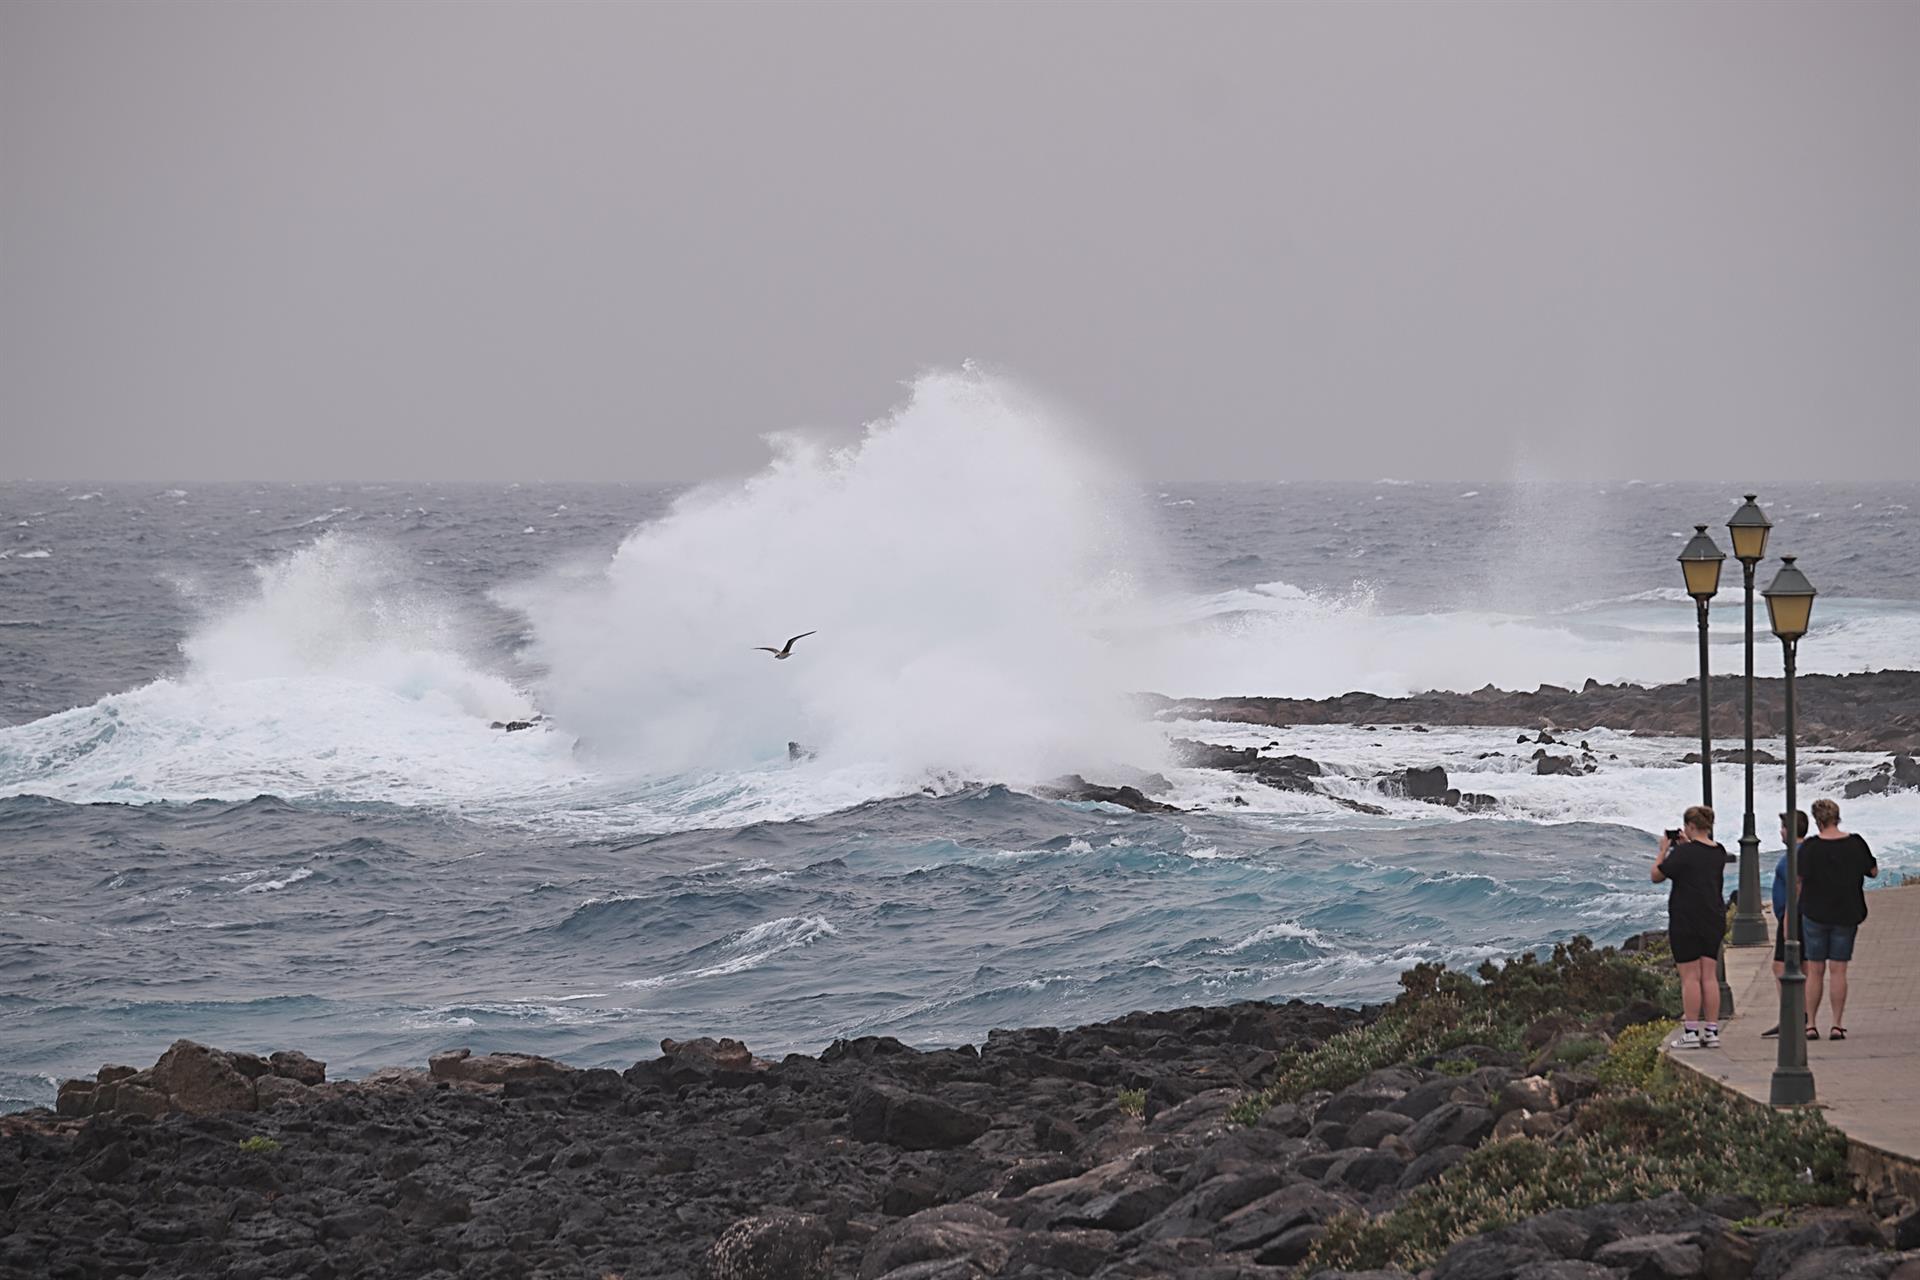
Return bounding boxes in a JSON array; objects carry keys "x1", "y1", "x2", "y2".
[
  {"x1": 1800, "y1": 798, "x2": 1879, "y2": 1040},
  {"x1": 1652, "y1": 804, "x2": 1731, "y2": 1049}
]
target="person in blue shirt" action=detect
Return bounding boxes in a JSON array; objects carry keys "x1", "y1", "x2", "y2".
[{"x1": 1761, "y1": 809, "x2": 1809, "y2": 1038}]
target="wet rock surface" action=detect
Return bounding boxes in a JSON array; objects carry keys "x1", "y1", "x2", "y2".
[
  {"x1": 4, "y1": 1002, "x2": 1360, "y2": 1279},
  {"x1": 1844, "y1": 754, "x2": 1920, "y2": 798},
  {"x1": 7, "y1": 1005, "x2": 1914, "y2": 1280},
  {"x1": 1036, "y1": 775, "x2": 1183, "y2": 814}
]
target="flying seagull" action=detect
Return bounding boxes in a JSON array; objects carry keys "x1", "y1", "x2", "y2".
[{"x1": 754, "y1": 631, "x2": 816, "y2": 660}]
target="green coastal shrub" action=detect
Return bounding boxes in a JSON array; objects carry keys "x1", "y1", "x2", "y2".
[
  {"x1": 1545, "y1": 1035, "x2": 1609, "y2": 1068},
  {"x1": 1298, "y1": 1069, "x2": 1850, "y2": 1274},
  {"x1": 237, "y1": 1135, "x2": 281, "y2": 1155},
  {"x1": 1595, "y1": 1020, "x2": 1675, "y2": 1091},
  {"x1": 1240, "y1": 938, "x2": 1847, "y2": 1275},
  {"x1": 1229, "y1": 936, "x2": 1677, "y2": 1125},
  {"x1": 1117, "y1": 1088, "x2": 1146, "y2": 1118}
]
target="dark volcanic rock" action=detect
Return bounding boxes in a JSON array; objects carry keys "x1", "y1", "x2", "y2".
[
  {"x1": 1380, "y1": 765, "x2": 1450, "y2": 803},
  {"x1": 1, "y1": 990, "x2": 1886, "y2": 1280},
  {"x1": 54, "y1": 1079, "x2": 95, "y2": 1117},
  {"x1": 1844, "y1": 754, "x2": 1920, "y2": 798},
  {"x1": 706, "y1": 1211, "x2": 833, "y2": 1280},
  {"x1": 1590, "y1": 1231, "x2": 1703, "y2": 1276},
  {"x1": 858, "y1": 1204, "x2": 1019, "y2": 1279},
  {"x1": 1405, "y1": 1102, "x2": 1495, "y2": 1155},
  {"x1": 1171, "y1": 739, "x2": 1324, "y2": 792},
  {"x1": 1535, "y1": 753, "x2": 1592, "y2": 777},
  {"x1": 1144, "y1": 669, "x2": 1920, "y2": 755},
  {"x1": 1036, "y1": 775, "x2": 1182, "y2": 813},
  {"x1": 848, "y1": 1083, "x2": 993, "y2": 1151},
  {"x1": 268, "y1": 1049, "x2": 326, "y2": 1085},
  {"x1": 150, "y1": 1039, "x2": 258, "y2": 1114},
  {"x1": 427, "y1": 1046, "x2": 574, "y2": 1085},
  {"x1": 1682, "y1": 747, "x2": 1783, "y2": 765},
  {"x1": 1168, "y1": 738, "x2": 1394, "y2": 815},
  {"x1": 1216, "y1": 1183, "x2": 1357, "y2": 1254}
]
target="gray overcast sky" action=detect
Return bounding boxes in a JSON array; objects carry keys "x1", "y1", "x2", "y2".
[{"x1": 3, "y1": 0, "x2": 1916, "y2": 482}]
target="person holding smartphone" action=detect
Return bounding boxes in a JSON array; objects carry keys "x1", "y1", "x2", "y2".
[
  {"x1": 1800, "y1": 798, "x2": 1879, "y2": 1041},
  {"x1": 1653, "y1": 805, "x2": 1731, "y2": 1048}
]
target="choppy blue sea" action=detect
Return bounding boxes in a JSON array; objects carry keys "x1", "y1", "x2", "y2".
[{"x1": 5, "y1": 389, "x2": 1919, "y2": 1110}]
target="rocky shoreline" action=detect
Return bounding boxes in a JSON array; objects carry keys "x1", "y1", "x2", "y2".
[
  {"x1": 1143, "y1": 668, "x2": 1920, "y2": 757},
  {"x1": 6, "y1": 941, "x2": 1918, "y2": 1280}
]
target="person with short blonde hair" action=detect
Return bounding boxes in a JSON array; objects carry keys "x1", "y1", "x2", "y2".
[
  {"x1": 1653, "y1": 805, "x2": 1731, "y2": 1048},
  {"x1": 1799, "y1": 798, "x2": 1878, "y2": 1040}
]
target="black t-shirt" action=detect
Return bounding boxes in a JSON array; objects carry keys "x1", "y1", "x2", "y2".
[
  {"x1": 1663, "y1": 840, "x2": 1732, "y2": 940},
  {"x1": 1800, "y1": 833, "x2": 1877, "y2": 927}
]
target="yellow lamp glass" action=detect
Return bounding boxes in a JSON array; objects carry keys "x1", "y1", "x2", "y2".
[
  {"x1": 1727, "y1": 494, "x2": 1772, "y2": 563},
  {"x1": 1677, "y1": 525, "x2": 1725, "y2": 600},
  {"x1": 1682, "y1": 556, "x2": 1723, "y2": 598},
  {"x1": 1762, "y1": 555, "x2": 1817, "y2": 640},
  {"x1": 1729, "y1": 522, "x2": 1768, "y2": 562},
  {"x1": 1766, "y1": 592, "x2": 1814, "y2": 640}
]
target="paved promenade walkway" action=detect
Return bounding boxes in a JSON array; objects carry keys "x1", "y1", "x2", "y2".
[{"x1": 1669, "y1": 884, "x2": 1920, "y2": 1187}]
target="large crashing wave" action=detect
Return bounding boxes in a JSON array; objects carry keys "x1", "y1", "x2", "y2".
[
  {"x1": 0, "y1": 370, "x2": 1168, "y2": 814},
  {"x1": 506, "y1": 368, "x2": 1165, "y2": 784}
]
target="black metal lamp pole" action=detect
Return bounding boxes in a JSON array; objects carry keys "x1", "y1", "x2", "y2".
[
  {"x1": 1694, "y1": 594, "x2": 1713, "y2": 805},
  {"x1": 1678, "y1": 525, "x2": 1726, "y2": 805},
  {"x1": 1678, "y1": 525, "x2": 1731, "y2": 1014},
  {"x1": 1727, "y1": 495, "x2": 1772, "y2": 947},
  {"x1": 1765, "y1": 555, "x2": 1817, "y2": 1106}
]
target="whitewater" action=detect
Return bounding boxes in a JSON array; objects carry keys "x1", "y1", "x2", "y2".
[{"x1": 3, "y1": 370, "x2": 1919, "y2": 1110}]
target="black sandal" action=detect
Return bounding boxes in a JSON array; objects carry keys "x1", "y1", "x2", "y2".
[
  {"x1": 1806, "y1": 1025, "x2": 1821, "y2": 1040},
  {"x1": 1830, "y1": 1026, "x2": 1847, "y2": 1041}
]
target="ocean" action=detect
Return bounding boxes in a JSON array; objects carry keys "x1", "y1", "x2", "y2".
[{"x1": 5, "y1": 374, "x2": 1919, "y2": 1111}]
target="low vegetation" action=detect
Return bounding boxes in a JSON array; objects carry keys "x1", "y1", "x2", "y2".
[
  {"x1": 1300, "y1": 1031, "x2": 1851, "y2": 1274},
  {"x1": 1225, "y1": 935, "x2": 1854, "y2": 1276},
  {"x1": 1227, "y1": 935, "x2": 1675, "y2": 1124}
]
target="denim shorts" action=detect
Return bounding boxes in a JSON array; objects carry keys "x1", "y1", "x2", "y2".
[{"x1": 1802, "y1": 918, "x2": 1859, "y2": 963}]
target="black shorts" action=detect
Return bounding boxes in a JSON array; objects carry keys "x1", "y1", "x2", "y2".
[{"x1": 1670, "y1": 932, "x2": 1720, "y2": 964}]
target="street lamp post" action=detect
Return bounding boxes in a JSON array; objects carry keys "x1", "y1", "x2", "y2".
[
  {"x1": 1765, "y1": 555, "x2": 1817, "y2": 1106},
  {"x1": 1679, "y1": 525, "x2": 1732, "y2": 1015},
  {"x1": 1678, "y1": 525, "x2": 1726, "y2": 805},
  {"x1": 1726, "y1": 495, "x2": 1773, "y2": 947}
]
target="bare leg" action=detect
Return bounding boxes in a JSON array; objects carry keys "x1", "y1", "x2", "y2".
[
  {"x1": 1680, "y1": 959, "x2": 1703, "y2": 1024},
  {"x1": 1699, "y1": 959, "x2": 1721, "y2": 1025},
  {"x1": 1805, "y1": 960, "x2": 1826, "y2": 1025},
  {"x1": 1829, "y1": 961, "x2": 1849, "y2": 1028}
]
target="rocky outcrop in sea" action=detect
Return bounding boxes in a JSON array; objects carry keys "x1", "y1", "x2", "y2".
[{"x1": 1144, "y1": 669, "x2": 1920, "y2": 756}]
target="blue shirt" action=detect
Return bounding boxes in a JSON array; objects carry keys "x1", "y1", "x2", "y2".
[{"x1": 1772, "y1": 841, "x2": 1811, "y2": 920}]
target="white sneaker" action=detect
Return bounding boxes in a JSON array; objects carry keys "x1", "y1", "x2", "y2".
[
  {"x1": 1678, "y1": 1028, "x2": 1702, "y2": 1049},
  {"x1": 1701, "y1": 1027, "x2": 1720, "y2": 1049}
]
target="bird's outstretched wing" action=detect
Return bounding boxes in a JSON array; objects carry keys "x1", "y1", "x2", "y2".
[
  {"x1": 753, "y1": 647, "x2": 782, "y2": 654},
  {"x1": 782, "y1": 631, "x2": 818, "y2": 654}
]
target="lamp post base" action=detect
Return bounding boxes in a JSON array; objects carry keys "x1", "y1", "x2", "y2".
[
  {"x1": 1769, "y1": 1067, "x2": 1816, "y2": 1107},
  {"x1": 1772, "y1": 947, "x2": 1814, "y2": 1106},
  {"x1": 1731, "y1": 833, "x2": 1767, "y2": 946},
  {"x1": 1716, "y1": 945, "x2": 1734, "y2": 1018}
]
